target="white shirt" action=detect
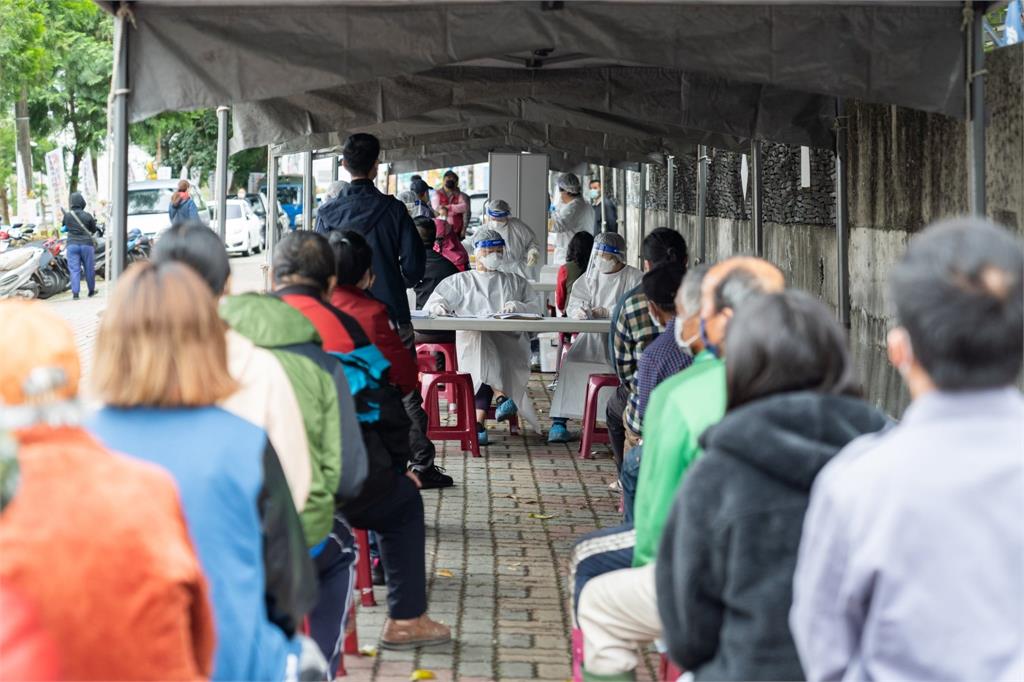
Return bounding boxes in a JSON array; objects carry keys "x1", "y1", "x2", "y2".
[{"x1": 791, "y1": 388, "x2": 1024, "y2": 682}]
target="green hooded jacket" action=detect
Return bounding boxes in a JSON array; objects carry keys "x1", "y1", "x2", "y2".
[{"x1": 221, "y1": 293, "x2": 341, "y2": 547}]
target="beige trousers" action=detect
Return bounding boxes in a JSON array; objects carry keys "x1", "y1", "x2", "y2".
[{"x1": 577, "y1": 562, "x2": 662, "y2": 676}]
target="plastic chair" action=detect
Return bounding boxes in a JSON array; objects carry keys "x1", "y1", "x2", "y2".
[
  {"x1": 485, "y1": 405, "x2": 520, "y2": 435},
  {"x1": 354, "y1": 528, "x2": 376, "y2": 608},
  {"x1": 416, "y1": 343, "x2": 458, "y2": 408},
  {"x1": 571, "y1": 627, "x2": 584, "y2": 682},
  {"x1": 421, "y1": 371, "x2": 481, "y2": 457},
  {"x1": 578, "y1": 373, "x2": 619, "y2": 459}
]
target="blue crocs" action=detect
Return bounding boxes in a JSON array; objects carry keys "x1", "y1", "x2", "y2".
[
  {"x1": 495, "y1": 398, "x2": 518, "y2": 422},
  {"x1": 477, "y1": 424, "x2": 489, "y2": 446},
  {"x1": 547, "y1": 422, "x2": 571, "y2": 443}
]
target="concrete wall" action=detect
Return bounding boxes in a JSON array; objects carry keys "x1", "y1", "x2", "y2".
[{"x1": 620, "y1": 43, "x2": 1023, "y2": 416}]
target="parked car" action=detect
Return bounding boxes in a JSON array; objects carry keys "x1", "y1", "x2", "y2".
[
  {"x1": 467, "y1": 192, "x2": 488, "y2": 235},
  {"x1": 127, "y1": 180, "x2": 211, "y2": 240},
  {"x1": 212, "y1": 199, "x2": 263, "y2": 256},
  {"x1": 238, "y1": 192, "x2": 289, "y2": 240}
]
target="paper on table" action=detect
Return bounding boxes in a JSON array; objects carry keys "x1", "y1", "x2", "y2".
[
  {"x1": 490, "y1": 312, "x2": 544, "y2": 320},
  {"x1": 409, "y1": 309, "x2": 431, "y2": 318}
]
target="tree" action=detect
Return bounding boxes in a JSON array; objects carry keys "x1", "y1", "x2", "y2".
[
  {"x1": 0, "y1": 116, "x2": 15, "y2": 223},
  {"x1": 0, "y1": 0, "x2": 47, "y2": 199}
]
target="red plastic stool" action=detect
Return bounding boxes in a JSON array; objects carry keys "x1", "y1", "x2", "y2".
[
  {"x1": 416, "y1": 343, "x2": 458, "y2": 408},
  {"x1": 578, "y1": 373, "x2": 619, "y2": 459},
  {"x1": 354, "y1": 528, "x2": 376, "y2": 607},
  {"x1": 658, "y1": 653, "x2": 684, "y2": 681},
  {"x1": 343, "y1": 598, "x2": 359, "y2": 656},
  {"x1": 421, "y1": 371, "x2": 481, "y2": 457},
  {"x1": 486, "y1": 405, "x2": 520, "y2": 435}
]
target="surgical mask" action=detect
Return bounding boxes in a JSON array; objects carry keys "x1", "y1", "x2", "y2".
[
  {"x1": 700, "y1": 317, "x2": 721, "y2": 358},
  {"x1": 589, "y1": 188, "x2": 600, "y2": 200},
  {"x1": 480, "y1": 253, "x2": 502, "y2": 270},
  {"x1": 444, "y1": 179, "x2": 456, "y2": 190},
  {"x1": 597, "y1": 257, "x2": 618, "y2": 274},
  {"x1": 676, "y1": 323, "x2": 700, "y2": 354}
]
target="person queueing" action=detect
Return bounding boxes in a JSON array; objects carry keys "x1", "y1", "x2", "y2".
[
  {"x1": 548, "y1": 232, "x2": 642, "y2": 443},
  {"x1": 483, "y1": 199, "x2": 540, "y2": 280},
  {"x1": 87, "y1": 263, "x2": 325, "y2": 681},
  {"x1": 791, "y1": 218, "x2": 1024, "y2": 681},
  {"x1": 0, "y1": 300, "x2": 215, "y2": 680},
  {"x1": 424, "y1": 229, "x2": 542, "y2": 445},
  {"x1": 328, "y1": 230, "x2": 454, "y2": 489},
  {"x1": 413, "y1": 216, "x2": 459, "y2": 347},
  {"x1": 556, "y1": 232, "x2": 594, "y2": 315},
  {"x1": 168, "y1": 179, "x2": 200, "y2": 225},
  {"x1": 550, "y1": 172, "x2": 593, "y2": 265},
  {"x1": 62, "y1": 191, "x2": 99, "y2": 300}
]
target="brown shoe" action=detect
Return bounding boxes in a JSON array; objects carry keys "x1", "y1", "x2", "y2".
[{"x1": 380, "y1": 614, "x2": 452, "y2": 650}]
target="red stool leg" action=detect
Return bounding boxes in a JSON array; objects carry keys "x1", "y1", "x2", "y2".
[
  {"x1": 578, "y1": 379, "x2": 600, "y2": 459},
  {"x1": 343, "y1": 598, "x2": 358, "y2": 655},
  {"x1": 509, "y1": 413, "x2": 520, "y2": 435},
  {"x1": 354, "y1": 528, "x2": 376, "y2": 607},
  {"x1": 459, "y1": 378, "x2": 480, "y2": 457}
]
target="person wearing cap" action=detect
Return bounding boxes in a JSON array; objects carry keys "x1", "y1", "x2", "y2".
[
  {"x1": 548, "y1": 232, "x2": 642, "y2": 443},
  {"x1": 432, "y1": 170, "x2": 471, "y2": 239},
  {"x1": 410, "y1": 178, "x2": 435, "y2": 218},
  {"x1": 0, "y1": 300, "x2": 215, "y2": 680},
  {"x1": 424, "y1": 229, "x2": 542, "y2": 445},
  {"x1": 484, "y1": 198, "x2": 540, "y2": 280},
  {"x1": 550, "y1": 172, "x2": 593, "y2": 265},
  {"x1": 399, "y1": 185, "x2": 435, "y2": 222}
]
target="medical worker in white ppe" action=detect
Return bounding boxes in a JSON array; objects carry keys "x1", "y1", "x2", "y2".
[
  {"x1": 550, "y1": 173, "x2": 593, "y2": 265},
  {"x1": 483, "y1": 199, "x2": 540, "y2": 280},
  {"x1": 424, "y1": 229, "x2": 542, "y2": 445},
  {"x1": 548, "y1": 232, "x2": 641, "y2": 443}
]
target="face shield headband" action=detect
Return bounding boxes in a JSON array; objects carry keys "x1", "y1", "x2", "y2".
[
  {"x1": 474, "y1": 238, "x2": 506, "y2": 250},
  {"x1": 486, "y1": 208, "x2": 511, "y2": 219}
]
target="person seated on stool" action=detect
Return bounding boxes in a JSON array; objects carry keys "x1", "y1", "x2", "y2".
[{"x1": 423, "y1": 229, "x2": 542, "y2": 445}]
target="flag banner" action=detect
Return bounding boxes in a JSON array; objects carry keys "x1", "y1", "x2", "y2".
[
  {"x1": 80, "y1": 150, "x2": 99, "y2": 209},
  {"x1": 44, "y1": 148, "x2": 69, "y2": 216}
]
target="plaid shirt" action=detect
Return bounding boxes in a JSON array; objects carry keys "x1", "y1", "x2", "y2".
[
  {"x1": 628, "y1": 318, "x2": 693, "y2": 433},
  {"x1": 609, "y1": 285, "x2": 661, "y2": 433}
]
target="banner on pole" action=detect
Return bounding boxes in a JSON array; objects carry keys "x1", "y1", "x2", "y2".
[
  {"x1": 80, "y1": 150, "x2": 100, "y2": 209},
  {"x1": 44, "y1": 148, "x2": 69, "y2": 216},
  {"x1": 15, "y1": 151, "x2": 31, "y2": 219}
]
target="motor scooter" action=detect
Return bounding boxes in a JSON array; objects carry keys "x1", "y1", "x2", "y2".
[{"x1": 0, "y1": 248, "x2": 44, "y2": 299}]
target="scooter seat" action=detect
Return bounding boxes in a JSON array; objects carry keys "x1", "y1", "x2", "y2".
[{"x1": 0, "y1": 249, "x2": 35, "y2": 272}]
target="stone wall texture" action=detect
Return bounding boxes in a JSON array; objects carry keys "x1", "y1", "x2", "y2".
[{"x1": 615, "y1": 43, "x2": 1023, "y2": 416}]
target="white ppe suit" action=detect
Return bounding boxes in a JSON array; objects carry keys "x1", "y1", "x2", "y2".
[
  {"x1": 489, "y1": 217, "x2": 540, "y2": 281},
  {"x1": 550, "y1": 197, "x2": 592, "y2": 265}
]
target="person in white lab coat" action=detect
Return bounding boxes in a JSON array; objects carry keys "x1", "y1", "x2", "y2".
[
  {"x1": 550, "y1": 173, "x2": 593, "y2": 265},
  {"x1": 548, "y1": 232, "x2": 642, "y2": 443},
  {"x1": 483, "y1": 199, "x2": 540, "y2": 280},
  {"x1": 423, "y1": 229, "x2": 542, "y2": 445}
]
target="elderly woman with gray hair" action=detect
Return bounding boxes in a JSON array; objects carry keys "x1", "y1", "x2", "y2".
[{"x1": 313, "y1": 181, "x2": 350, "y2": 232}]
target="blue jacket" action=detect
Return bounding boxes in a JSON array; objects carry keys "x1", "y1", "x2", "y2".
[
  {"x1": 89, "y1": 406, "x2": 307, "y2": 681},
  {"x1": 169, "y1": 196, "x2": 199, "y2": 225},
  {"x1": 315, "y1": 179, "x2": 424, "y2": 324}
]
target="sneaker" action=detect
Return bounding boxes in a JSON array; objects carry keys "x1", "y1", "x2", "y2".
[
  {"x1": 495, "y1": 397, "x2": 518, "y2": 422},
  {"x1": 608, "y1": 479, "x2": 623, "y2": 493},
  {"x1": 381, "y1": 614, "x2": 452, "y2": 651},
  {"x1": 476, "y1": 423, "x2": 489, "y2": 446},
  {"x1": 72, "y1": 294, "x2": 79, "y2": 300},
  {"x1": 416, "y1": 465, "x2": 454, "y2": 489},
  {"x1": 548, "y1": 422, "x2": 572, "y2": 443},
  {"x1": 87, "y1": 290, "x2": 97, "y2": 298},
  {"x1": 371, "y1": 558, "x2": 386, "y2": 586}
]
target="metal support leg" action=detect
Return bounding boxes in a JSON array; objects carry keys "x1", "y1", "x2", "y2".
[
  {"x1": 751, "y1": 140, "x2": 764, "y2": 257},
  {"x1": 639, "y1": 164, "x2": 648, "y2": 261},
  {"x1": 108, "y1": 11, "x2": 130, "y2": 284},
  {"x1": 266, "y1": 151, "x2": 279, "y2": 264},
  {"x1": 666, "y1": 156, "x2": 675, "y2": 232},
  {"x1": 697, "y1": 145, "x2": 708, "y2": 263},
  {"x1": 968, "y1": 5, "x2": 987, "y2": 216},
  {"x1": 599, "y1": 166, "x2": 607, "y2": 232},
  {"x1": 214, "y1": 106, "x2": 229, "y2": 243},
  {"x1": 617, "y1": 167, "x2": 627, "y2": 236},
  {"x1": 301, "y1": 151, "x2": 314, "y2": 230},
  {"x1": 835, "y1": 101, "x2": 851, "y2": 329}
]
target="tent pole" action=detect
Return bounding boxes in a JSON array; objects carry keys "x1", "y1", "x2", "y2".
[
  {"x1": 835, "y1": 100, "x2": 851, "y2": 329},
  {"x1": 301, "y1": 151, "x2": 314, "y2": 230},
  {"x1": 968, "y1": 4, "x2": 987, "y2": 216},
  {"x1": 697, "y1": 145, "x2": 708, "y2": 263},
  {"x1": 618, "y1": 168, "x2": 626, "y2": 236},
  {"x1": 336, "y1": 155, "x2": 343, "y2": 182},
  {"x1": 108, "y1": 9, "x2": 130, "y2": 284},
  {"x1": 266, "y1": 151, "x2": 279, "y2": 262},
  {"x1": 638, "y1": 164, "x2": 647, "y2": 269},
  {"x1": 214, "y1": 105, "x2": 229, "y2": 243},
  {"x1": 751, "y1": 140, "x2": 764, "y2": 256},
  {"x1": 599, "y1": 166, "x2": 607, "y2": 232},
  {"x1": 666, "y1": 155, "x2": 675, "y2": 232}
]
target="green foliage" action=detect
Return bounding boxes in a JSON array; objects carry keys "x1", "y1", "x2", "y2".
[
  {"x1": 0, "y1": 0, "x2": 47, "y2": 106},
  {"x1": 229, "y1": 146, "x2": 268, "y2": 193}
]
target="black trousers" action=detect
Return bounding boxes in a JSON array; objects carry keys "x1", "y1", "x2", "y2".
[
  {"x1": 605, "y1": 383, "x2": 630, "y2": 471},
  {"x1": 344, "y1": 474, "x2": 427, "y2": 620},
  {"x1": 398, "y1": 322, "x2": 437, "y2": 471}
]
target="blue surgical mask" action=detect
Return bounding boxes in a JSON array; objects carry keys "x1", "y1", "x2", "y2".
[
  {"x1": 700, "y1": 317, "x2": 720, "y2": 358},
  {"x1": 588, "y1": 188, "x2": 600, "y2": 200}
]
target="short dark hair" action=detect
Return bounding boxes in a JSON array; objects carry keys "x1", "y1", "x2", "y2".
[
  {"x1": 328, "y1": 230, "x2": 373, "y2": 287},
  {"x1": 642, "y1": 263, "x2": 687, "y2": 313},
  {"x1": 566, "y1": 231, "x2": 595, "y2": 269},
  {"x1": 342, "y1": 133, "x2": 380, "y2": 176},
  {"x1": 725, "y1": 290, "x2": 860, "y2": 410},
  {"x1": 642, "y1": 228, "x2": 688, "y2": 268},
  {"x1": 272, "y1": 231, "x2": 335, "y2": 292},
  {"x1": 889, "y1": 217, "x2": 1023, "y2": 390},
  {"x1": 414, "y1": 216, "x2": 436, "y2": 246},
  {"x1": 151, "y1": 221, "x2": 231, "y2": 296},
  {"x1": 589, "y1": 179, "x2": 601, "y2": 186}
]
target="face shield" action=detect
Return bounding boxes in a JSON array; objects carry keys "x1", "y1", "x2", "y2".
[
  {"x1": 473, "y1": 229, "x2": 506, "y2": 272},
  {"x1": 585, "y1": 232, "x2": 627, "y2": 281},
  {"x1": 486, "y1": 200, "x2": 511, "y2": 229}
]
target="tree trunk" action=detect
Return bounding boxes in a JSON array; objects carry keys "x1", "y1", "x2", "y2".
[
  {"x1": 156, "y1": 136, "x2": 163, "y2": 166},
  {"x1": 0, "y1": 185, "x2": 10, "y2": 225},
  {"x1": 70, "y1": 148, "x2": 83, "y2": 194},
  {"x1": 14, "y1": 87, "x2": 33, "y2": 199}
]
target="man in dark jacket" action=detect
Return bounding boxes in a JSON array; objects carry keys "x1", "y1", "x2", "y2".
[
  {"x1": 412, "y1": 216, "x2": 458, "y2": 345},
  {"x1": 62, "y1": 192, "x2": 98, "y2": 299},
  {"x1": 315, "y1": 133, "x2": 424, "y2": 331}
]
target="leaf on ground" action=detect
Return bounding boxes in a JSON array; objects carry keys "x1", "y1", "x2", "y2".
[
  {"x1": 528, "y1": 512, "x2": 557, "y2": 520},
  {"x1": 410, "y1": 670, "x2": 436, "y2": 681},
  {"x1": 358, "y1": 645, "x2": 378, "y2": 657},
  {"x1": 435, "y1": 569, "x2": 454, "y2": 578},
  {"x1": 506, "y1": 494, "x2": 537, "y2": 504}
]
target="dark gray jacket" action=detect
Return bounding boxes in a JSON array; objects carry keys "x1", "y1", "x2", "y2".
[
  {"x1": 62, "y1": 192, "x2": 98, "y2": 246},
  {"x1": 656, "y1": 391, "x2": 887, "y2": 681}
]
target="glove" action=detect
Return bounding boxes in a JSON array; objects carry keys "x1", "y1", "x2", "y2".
[
  {"x1": 526, "y1": 248, "x2": 539, "y2": 267},
  {"x1": 428, "y1": 302, "x2": 452, "y2": 316},
  {"x1": 501, "y1": 301, "x2": 519, "y2": 313},
  {"x1": 591, "y1": 306, "x2": 609, "y2": 319},
  {"x1": 571, "y1": 308, "x2": 588, "y2": 320}
]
